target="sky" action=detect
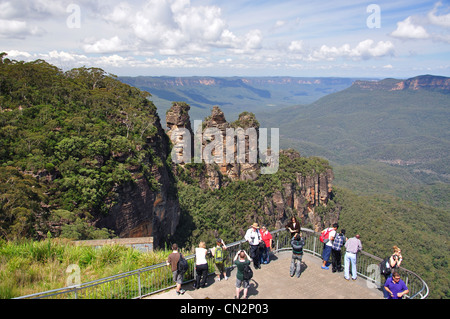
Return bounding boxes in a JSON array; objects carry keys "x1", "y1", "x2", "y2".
[{"x1": 1, "y1": 0, "x2": 449, "y2": 78}]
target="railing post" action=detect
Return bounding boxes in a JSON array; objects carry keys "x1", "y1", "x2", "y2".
[
  {"x1": 276, "y1": 232, "x2": 279, "y2": 251},
  {"x1": 313, "y1": 236, "x2": 316, "y2": 257},
  {"x1": 138, "y1": 270, "x2": 142, "y2": 299}
]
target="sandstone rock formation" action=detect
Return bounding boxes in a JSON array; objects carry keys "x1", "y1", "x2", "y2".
[
  {"x1": 166, "y1": 103, "x2": 337, "y2": 232},
  {"x1": 95, "y1": 113, "x2": 180, "y2": 248}
]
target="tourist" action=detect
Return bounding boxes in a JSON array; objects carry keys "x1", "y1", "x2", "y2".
[
  {"x1": 210, "y1": 238, "x2": 228, "y2": 281},
  {"x1": 344, "y1": 234, "x2": 362, "y2": 281},
  {"x1": 194, "y1": 241, "x2": 209, "y2": 289},
  {"x1": 387, "y1": 246, "x2": 403, "y2": 277},
  {"x1": 259, "y1": 225, "x2": 273, "y2": 264},
  {"x1": 321, "y1": 223, "x2": 338, "y2": 270},
  {"x1": 234, "y1": 250, "x2": 252, "y2": 299},
  {"x1": 166, "y1": 243, "x2": 186, "y2": 295},
  {"x1": 331, "y1": 229, "x2": 346, "y2": 272},
  {"x1": 384, "y1": 271, "x2": 409, "y2": 299},
  {"x1": 381, "y1": 245, "x2": 404, "y2": 298},
  {"x1": 285, "y1": 216, "x2": 301, "y2": 236},
  {"x1": 290, "y1": 233, "x2": 305, "y2": 278},
  {"x1": 244, "y1": 222, "x2": 262, "y2": 269}
]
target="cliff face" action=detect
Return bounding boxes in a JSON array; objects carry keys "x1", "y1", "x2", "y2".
[
  {"x1": 95, "y1": 114, "x2": 180, "y2": 248},
  {"x1": 166, "y1": 104, "x2": 336, "y2": 232},
  {"x1": 354, "y1": 75, "x2": 450, "y2": 92},
  {"x1": 268, "y1": 150, "x2": 336, "y2": 232}
]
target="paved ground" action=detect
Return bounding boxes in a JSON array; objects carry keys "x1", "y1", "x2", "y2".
[{"x1": 147, "y1": 251, "x2": 383, "y2": 299}]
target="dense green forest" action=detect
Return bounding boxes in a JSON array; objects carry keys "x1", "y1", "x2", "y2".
[
  {"x1": 172, "y1": 152, "x2": 332, "y2": 248},
  {"x1": 0, "y1": 55, "x2": 447, "y2": 298},
  {"x1": 0, "y1": 53, "x2": 163, "y2": 240}
]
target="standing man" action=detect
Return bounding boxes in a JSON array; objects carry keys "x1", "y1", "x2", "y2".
[
  {"x1": 290, "y1": 233, "x2": 305, "y2": 278},
  {"x1": 331, "y1": 229, "x2": 346, "y2": 273},
  {"x1": 321, "y1": 223, "x2": 338, "y2": 270},
  {"x1": 384, "y1": 271, "x2": 409, "y2": 299},
  {"x1": 167, "y1": 243, "x2": 186, "y2": 295},
  {"x1": 244, "y1": 223, "x2": 262, "y2": 269},
  {"x1": 234, "y1": 250, "x2": 252, "y2": 299},
  {"x1": 211, "y1": 238, "x2": 228, "y2": 281},
  {"x1": 344, "y1": 234, "x2": 362, "y2": 281}
]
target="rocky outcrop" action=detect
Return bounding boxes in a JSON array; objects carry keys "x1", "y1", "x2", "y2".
[
  {"x1": 95, "y1": 113, "x2": 180, "y2": 248},
  {"x1": 166, "y1": 104, "x2": 262, "y2": 189},
  {"x1": 265, "y1": 150, "x2": 336, "y2": 232},
  {"x1": 166, "y1": 103, "x2": 336, "y2": 232},
  {"x1": 354, "y1": 75, "x2": 450, "y2": 92}
]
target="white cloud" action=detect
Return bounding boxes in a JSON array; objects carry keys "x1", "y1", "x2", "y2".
[
  {"x1": 103, "y1": 2, "x2": 134, "y2": 26},
  {"x1": 353, "y1": 39, "x2": 395, "y2": 59},
  {"x1": 288, "y1": 40, "x2": 304, "y2": 52},
  {"x1": 4, "y1": 49, "x2": 32, "y2": 59},
  {"x1": 0, "y1": 18, "x2": 44, "y2": 38},
  {"x1": 391, "y1": 17, "x2": 430, "y2": 39},
  {"x1": 83, "y1": 36, "x2": 129, "y2": 53},
  {"x1": 428, "y1": 2, "x2": 450, "y2": 28},
  {"x1": 308, "y1": 39, "x2": 394, "y2": 61},
  {"x1": 101, "y1": 0, "x2": 260, "y2": 55}
]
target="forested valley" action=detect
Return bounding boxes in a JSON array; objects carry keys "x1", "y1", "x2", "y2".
[{"x1": 0, "y1": 55, "x2": 447, "y2": 298}]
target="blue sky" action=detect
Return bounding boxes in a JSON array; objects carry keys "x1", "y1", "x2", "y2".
[{"x1": 1, "y1": 0, "x2": 449, "y2": 78}]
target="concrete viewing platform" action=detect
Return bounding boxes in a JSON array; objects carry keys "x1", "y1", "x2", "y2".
[{"x1": 147, "y1": 250, "x2": 383, "y2": 299}]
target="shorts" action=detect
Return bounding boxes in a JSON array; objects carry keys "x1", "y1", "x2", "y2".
[
  {"x1": 235, "y1": 278, "x2": 250, "y2": 289},
  {"x1": 172, "y1": 270, "x2": 183, "y2": 284},
  {"x1": 322, "y1": 245, "x2": 332, "y2": 262}
]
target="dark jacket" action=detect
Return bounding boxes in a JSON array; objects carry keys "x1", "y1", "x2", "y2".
[
  {"x1": 285, "y1": 219, "x2": 301, "y2": 234},
  {"x1": 291, "y1": 236, "x2": 305, "y2": 255}
]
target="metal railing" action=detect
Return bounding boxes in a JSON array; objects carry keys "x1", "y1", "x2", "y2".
[{"x1": 15, "y1": 228, "x2": 428, "y2": 299}]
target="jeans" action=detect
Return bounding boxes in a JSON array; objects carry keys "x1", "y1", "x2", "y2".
[
  {"x1": 344, "y1": 252, "x2": 357, "y2": 280},
  {"x1": 260, "y1": 247, "x2": 270, "y2": 264},
  {"x1": 290, "y1": 254, "x2": 303, "y2": 278}
]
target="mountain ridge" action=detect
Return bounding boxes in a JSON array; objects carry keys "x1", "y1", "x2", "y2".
[{"x1": 353, "y1": 74, "x2": 450, "y2": 92}]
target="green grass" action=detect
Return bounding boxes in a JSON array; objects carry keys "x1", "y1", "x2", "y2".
[{"x1": 0, "y1": 238, "x2": 172, "y2": 298}]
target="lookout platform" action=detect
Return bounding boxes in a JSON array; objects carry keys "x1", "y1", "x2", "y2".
[{"x1": 147, "y1": 250, "x2": 383, "y2": 299}]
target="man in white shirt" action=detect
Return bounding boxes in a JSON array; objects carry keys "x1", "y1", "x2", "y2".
[
  {"x1": 244, "y1": 223, "x2": 262, "y2": 269},
  {"x1": 321, "y1": 223, "x2": 338, "y2": 270}
]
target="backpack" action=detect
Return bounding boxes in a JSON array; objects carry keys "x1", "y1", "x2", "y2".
[
  {"x1": 242, "y1": 263, "x2": 253, "y2": 281},
  {"x1": 177, "y1": 254, "x2": 189, "y2": 273},
  {"x1": 215, "y1": 246, "x2": 224, "y2": 263},
  {"x1": 291, "y1": 238, "x2": 305, "y2": 255},
  {"x1": 319, "y1": 228, "x2": 332, "y2": 244},
  {"x1": 379, "y1": 257, "x2": 391, "y2": 276}
]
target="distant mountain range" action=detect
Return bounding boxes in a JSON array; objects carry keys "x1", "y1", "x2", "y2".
[
  {"x1": 257, "y1": 74, "x2": 450, "y2": 210},
  {"x1": 119, "y1": 74, "x2": 450, "y2": 210},
  {"x1": 353, "y1": 75, "x2": 450, "y2": 92},
  {"x1": 118, "y1": 76, "x2": 363, "y2": 121}
]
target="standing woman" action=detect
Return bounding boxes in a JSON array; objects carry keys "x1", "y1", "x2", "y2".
[
  {"x1": 389, "y1": 246, "x2": 403, "y2": 274},
  {"x1": 259, "y1": 226, "x2": 273, "y2": 264},
  {"x1": 194, "y1": 241, "x2": 209, "y2": 289},
  {"x1": 285, "y1": 217, "x2": 301, "y2": 236}
]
